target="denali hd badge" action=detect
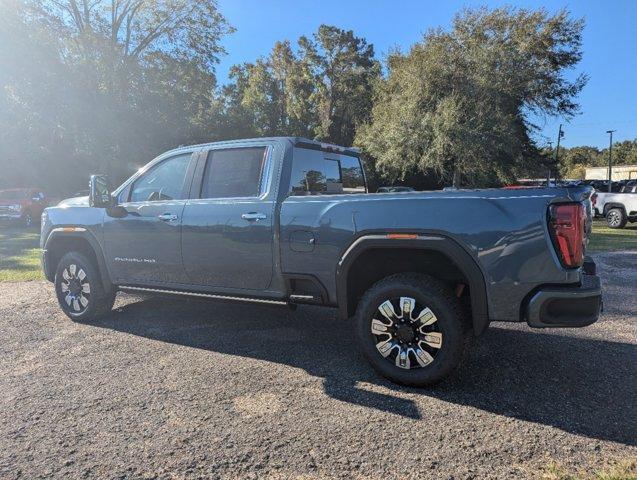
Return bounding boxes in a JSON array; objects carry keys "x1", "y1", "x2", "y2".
[{"x1": 114, "y1": 257, "x2": 156, "y2": 263}]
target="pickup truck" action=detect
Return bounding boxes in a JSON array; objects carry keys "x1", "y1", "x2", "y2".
[
  {"x1": 40, "y1": 137, "x2": 602, "y2": 386},
  {"x1": 593, "y1": 181, "x2": 637, "y2": 228},
  {"x1": 0, "y1": 188, "x2": 48, "y2": 227}
]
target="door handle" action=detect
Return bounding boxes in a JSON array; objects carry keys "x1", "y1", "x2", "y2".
[
  {"x1": 158, "y1": 213, "x2": 178, "y2": 221},
  {"x1": 241, "y1": 212, "x2": 267, "y2": 221}
]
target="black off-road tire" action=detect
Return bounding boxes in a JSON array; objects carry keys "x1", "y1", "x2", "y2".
[
  {"x1": 54, "y1": 252, "x2": 116, "y2": 321},
  {"x1": 355, "y1": 273, "x2": 467, "y2": 387},
  {"x1": 606, "y1": 208, "x2": 627, "y2": 229}
]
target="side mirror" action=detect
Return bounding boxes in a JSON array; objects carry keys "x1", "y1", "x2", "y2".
[{"x1": 89, "y1": 175, "x2": 113, "y2": 208}]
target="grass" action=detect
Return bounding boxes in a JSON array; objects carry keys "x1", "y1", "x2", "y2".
[
  {"x1": 0, "y1": 226, "x2": 43, "y2": 282},
  {"x1": 588, "y1": 219, "x2": 637, "y2": 252},
  {"x1": 540, "y1": 459, "x2": 637, "y2": 480},
  {"x1": 0, "y1": 217, "x2": 635, "y2": 283}
]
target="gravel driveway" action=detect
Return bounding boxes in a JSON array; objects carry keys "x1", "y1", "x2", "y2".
[{"x1": 1, "y1": 252, "x2": 635, "y2": 479}]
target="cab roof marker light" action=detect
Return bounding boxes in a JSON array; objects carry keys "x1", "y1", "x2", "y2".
[
  {"x1": 387, "y1": 233, "x2": 418, "y2": 240},
  {"x1": 52, "y1": 226, "x2": 87, "y2": 233}
]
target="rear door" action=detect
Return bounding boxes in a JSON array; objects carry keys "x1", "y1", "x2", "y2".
[
  {"x1": 181, "y1": 145, "x2": 275, "y2": 290},
  {"x1": 103, "y1": 152, "x2": 196, "y2": 285}
]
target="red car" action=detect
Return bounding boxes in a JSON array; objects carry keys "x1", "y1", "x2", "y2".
[{"x1": 0, "y1": 188, "x2": 48, "y2": 227}]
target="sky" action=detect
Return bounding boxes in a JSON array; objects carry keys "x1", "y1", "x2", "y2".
[{"x1": 216, "y1": 0, "x2": 637, "y2": 149}]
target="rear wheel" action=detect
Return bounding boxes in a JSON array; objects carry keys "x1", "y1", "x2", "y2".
[
  {"x1": 355, "y1": 273, "x2": 466, "y2": 386},
  {"x1": 606, "y1": 208, "x2": 627, "y2": 229},
  {"x1": 54, "y1": 252, "x2": 115, "y2": 321}
]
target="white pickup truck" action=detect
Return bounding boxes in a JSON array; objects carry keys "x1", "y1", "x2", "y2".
[{"x1": 593, "y1": 181, "x2": 637, "y2": 228}]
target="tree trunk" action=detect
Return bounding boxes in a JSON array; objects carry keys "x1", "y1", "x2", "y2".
[{"x1": 452, "y1": 168, "x2": 461, "y2": 188}]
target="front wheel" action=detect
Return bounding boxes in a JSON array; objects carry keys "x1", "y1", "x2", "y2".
[
  {"x1": 355, "y1": 273, "x2": 467, "y2": 387},
  {"x1": 606, "y1": 208, "x2": 627, "y2": 229},
  {"x1": 54, "y1": 252, "x2": 115, "y2": 321},
  {"x1": 22, "y1": 212, "x2": 33, "y2": 227}
]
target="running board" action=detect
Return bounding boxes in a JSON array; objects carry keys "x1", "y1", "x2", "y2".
[{"x1": 118, "y1": 285, "x2": 288, "y2": 306}]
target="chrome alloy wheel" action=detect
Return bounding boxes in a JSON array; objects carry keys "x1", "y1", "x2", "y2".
[
  {"x1": 371, "y1": 297, "x2": 443, "y2": 369},
  {"x1": 59, "y1": 264, "x2": 91, "y2": 314},
  {"x1": 607, "y1": 210, "x2": 621, "y2": 227}
]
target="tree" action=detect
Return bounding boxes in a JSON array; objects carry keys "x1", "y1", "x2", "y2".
[
  {"x1": 223, "y1": 41, "x2": 315, "y2": 138},
  {"x1": 222, "y1": 25, "x2": 380, "y2": 146},
  {"x1": 0, "y1": 0, "x2": 232, "y2": 193},
  {"x1": 559, "y1": 146, "x2": 601, "y2": 178},
  {"x1": 356, "y1": 7, "x2": 587, "y2": 187},
  {"x1": 300, "y1": 25, "x2": 380, "y2": 145},
  {"x1": 43, "y1": 0, "x2": 231, "y2": 73},
  {"x1": 608, "y1": 140, "x2": 637, "y2": 166}
]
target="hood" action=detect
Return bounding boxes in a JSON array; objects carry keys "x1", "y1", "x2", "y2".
[
  {"x1": 57, "y1": 196, "x2": 89, "y2": 207},
  {"x1": 0, "y1": 198, "x2": 29, "y2": 206}
]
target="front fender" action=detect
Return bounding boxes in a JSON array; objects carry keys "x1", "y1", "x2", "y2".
[{"x1": 42, "y1": 227, "x2": 113, "y2": 294}]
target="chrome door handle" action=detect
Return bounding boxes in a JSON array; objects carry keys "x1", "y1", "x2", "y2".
[
  {"x1": 241, "y1": 212, "x2": 267, "y2": 221},
  {"x1": 158, "y1": 213, "x2": 178, "y2": 221}
]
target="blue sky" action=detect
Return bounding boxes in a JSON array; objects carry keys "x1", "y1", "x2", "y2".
[{"x1": 216, "y1": 0, "x2": 637, "y2": 149}]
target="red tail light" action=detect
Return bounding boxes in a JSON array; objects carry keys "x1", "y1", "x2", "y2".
[{"x1": 549, "y1": 203, "x2": 586, "y2": 268}]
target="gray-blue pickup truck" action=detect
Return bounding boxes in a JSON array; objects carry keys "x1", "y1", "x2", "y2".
[{"x1": 40, "y1": 137, "x2": 602, "y2": 386}]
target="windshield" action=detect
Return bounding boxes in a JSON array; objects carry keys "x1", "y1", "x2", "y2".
[{"x1": 0, "y1": 189, "x2": 29, "y2": 199}]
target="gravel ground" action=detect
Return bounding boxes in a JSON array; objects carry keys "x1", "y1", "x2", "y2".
[{"x1": 0, "y1": 252, "x2": 635, "y2": 479}]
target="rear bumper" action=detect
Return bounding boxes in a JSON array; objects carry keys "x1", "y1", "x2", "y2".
[{"x1": 526, "y1": 273, "x2": 602, "y2": 328}]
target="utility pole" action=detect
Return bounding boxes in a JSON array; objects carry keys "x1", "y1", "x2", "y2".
[
  {"x1": 606, "y1": 130, "x2": 616, "y2": 192},
  {"x1": 546, "y1": 140, "x2": 553, "y2": 186},
  {"x1": 551, "y1": 125, "x2": 564, "y2": 187}
]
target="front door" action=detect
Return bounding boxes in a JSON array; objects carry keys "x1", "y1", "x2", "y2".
[
  {"x1": 103, "y1": 152, "x2": 195, "y2": 285},
  {"x1": 181, "y1": 146, "x2": 275, "y2": 290}
]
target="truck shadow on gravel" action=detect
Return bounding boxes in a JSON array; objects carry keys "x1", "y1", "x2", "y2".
[{"x1": 88, "y1": 295, "x2": 636, "y2": 447}]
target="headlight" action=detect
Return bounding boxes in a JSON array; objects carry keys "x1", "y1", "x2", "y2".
[{"x1": 9, "y1": 204, "x2": 22, "y2": 211}]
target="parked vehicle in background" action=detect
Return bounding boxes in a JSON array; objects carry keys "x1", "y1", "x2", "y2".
[
  {"x1": 584, "y1": 179, "x2": 625, "y2": 192},
  {"x1": 40, "y1": 137, "x2": 601, "y2": 386},
  {"x1": 376, "y1": 186, "x2": 415, "y2": 193},
  {"x1": 513, "y1": 178, "x2": 557, "y2": 188},
  {"x1": 593, "y1": 182, "x2": 637, "y2": 228},
  {"x1": 619, "y1": 180, "x2": 637, "y2": 193},
  {"x1": 0, "y1": 188, "x2": 48, "y2": 227}
]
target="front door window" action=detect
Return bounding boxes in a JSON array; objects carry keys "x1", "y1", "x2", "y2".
[{"x1": 129, "y1": 153, "x2": 191, "y2": 202}]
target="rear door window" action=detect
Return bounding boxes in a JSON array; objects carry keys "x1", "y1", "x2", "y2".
[{"x1": 200, "y1": 147, "x2": 267, "y2": 199}]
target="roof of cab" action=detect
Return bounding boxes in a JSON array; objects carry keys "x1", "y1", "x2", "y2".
[{"x1": 165, "y1": 137, "x2": 361, "y2": 157}]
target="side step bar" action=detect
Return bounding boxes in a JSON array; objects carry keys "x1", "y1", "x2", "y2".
[{"x1": 118, "y1": 285, "x2": 288, "y2": 306}]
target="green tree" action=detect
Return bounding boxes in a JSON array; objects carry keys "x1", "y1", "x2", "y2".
[
  {"x1": 607, "y1": 140, "x2": 637, "y2": 166},
  {"x1": 300, "y1": 25, "x2": 380, "y2": 145},
  {"x1": 356, "y1": 7, "x2": 587, "y2": 187},
  {"x1": 223, "y1": 25, "x2": 380, "y2": 146},
  {"x1": 558, "y1": 146, "x2": 601, "y2": 178},
  {"x1": 224, "y1": 41, "x2": 315, "y2": 138},
  {"x1": 0, "y1": 0, "x2": 232, "y2": 193}
]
